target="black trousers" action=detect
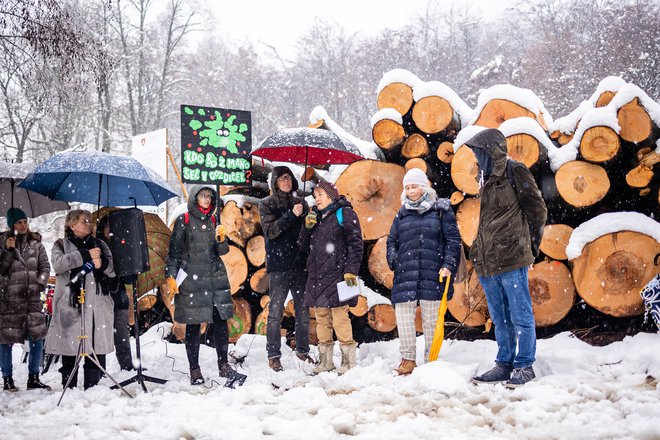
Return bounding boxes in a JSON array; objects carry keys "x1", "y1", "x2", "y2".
[
  {"x1": 60, "y1": 354, "x2": 106, "y2": 390},
  {"x1": 185, "y1": 307, "x2": 229, "y2": 369}
]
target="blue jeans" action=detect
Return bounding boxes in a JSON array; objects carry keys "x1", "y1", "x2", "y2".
[
  {"x1": 0, "y1": 337, "x2": 44, "y2": 377},
  {"x1": 479, "y1": 267, "x2": 536, "y2": 368}
]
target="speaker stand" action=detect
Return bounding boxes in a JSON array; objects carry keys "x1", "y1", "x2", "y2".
[{"x1": 111, "y1": 274, "x2": 167, "y2": 392}]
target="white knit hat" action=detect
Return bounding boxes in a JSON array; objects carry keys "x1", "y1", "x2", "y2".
[{"x1": 402, "y1": 168, "x2": 429, "y2": 187}]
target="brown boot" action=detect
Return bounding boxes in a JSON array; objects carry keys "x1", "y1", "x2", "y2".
[
  {"x1": 190, "y1": 366, "x2": 205, "y2": 385},
  {"x1": 268, "y1": 357, "x2": 283, "y2": 372},
  {"x1": 395, "y1": 359, "x2": 416, "y2": 376}
]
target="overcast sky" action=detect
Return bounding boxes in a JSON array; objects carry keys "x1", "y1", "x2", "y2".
[{"x1": 208, "y1": 0, "x2": 513, "y2": 59}]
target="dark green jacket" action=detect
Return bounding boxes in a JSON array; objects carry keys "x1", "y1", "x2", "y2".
[
  {"x1": 166, "y1": 185, "x2": 232, "y2": 323},
  {"x1": 466, "y1": 129, "x2": 547, "y2": 278}
]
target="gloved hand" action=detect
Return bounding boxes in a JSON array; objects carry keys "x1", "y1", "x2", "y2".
[
  {"x1": 438, "y1": 268, "x2": 451, "y2": 283},
  {"x1": 304, "y1": 212, "x2": 317, "y2": 230},
  {"x1": 344, "y1": 273, "x2": 358, "y2": 287},
  {"x1": 215, "y1": 225, "x2": 226, "y2": 242},
  {"x1": 166, "y1": 276, "x2": 179, "y2": 295}
]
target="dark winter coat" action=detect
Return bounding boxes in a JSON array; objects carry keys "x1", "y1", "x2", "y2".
[
  {"x1": 465, "y1": 129, "x2": 548, "y2": 278},
  {"x1": 166, "y1": 185, "x2": 233, "y2": 323},
  {"x1": 96, "y1": 229, "x2": 130, "y2": 312},
  {"x1": 259, "y1": 166, "x2": 309, "y2": 273},
  {"x1": 0, "y1": 231, "x2": 50, "y2": 344},
  {"x1": 386, "y1": 199, "x2": 462, "y2": 304},
  {"x1": 298, "y1": 197, "x2": 363, "y2": 308}
]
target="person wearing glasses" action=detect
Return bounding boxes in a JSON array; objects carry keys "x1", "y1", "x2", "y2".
[
  {"x1": 166, "y1": 186, "x2": 235, "y2": 385},
  {"x1": 45, "y1": 209, "x2": 115, "y2": 390},
  {"x1": 259, "y1": 166, "x2": 312, "y2": 372}
]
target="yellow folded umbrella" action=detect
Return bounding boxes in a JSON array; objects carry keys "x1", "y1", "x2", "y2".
[{"x1": 428, "y1": 275, "x2": 451, "y2": 362}]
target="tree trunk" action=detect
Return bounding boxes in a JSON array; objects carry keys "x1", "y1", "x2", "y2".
[
  {"x1": 368, "y1": 236, "x2": 394, "y2": 289},
  {"x1": 451, "y1": 146, "x2": 479, "y2": 196},
  {"x1": 220, "y1": 200, "x2": 261, "y2": 248},
  {"x1": 372, "y1": 118, "x2": 405, "y2": 151},
  {"x1": 228, "y1": 297, "x2": 251, "y2": 343},
  {"x1": 246, "y1": 235, "x2": 266, "y2": 267},
  {"x1": 335, "y1": 160, "x2": 406, "y2": 240},
  {"x1": 436, "y1": 141, "x2": 455, "y2": 164},
  {"x1": 455, "y1": 197, "x2": 480, "y2": 247},
  {"x1": 539, "y1": 224, "x2": 574, "y2": 260},
  {"x1": 447, "y1": 269, "x2": 489, "y2": 327},
  {"x1": 220, "y1": 245, "x2": 248, "y2": 295},
  {"x1": 579, "y1": 126, "x2": 621, "y2": 163},
  {"x1": 367, "y1": 304, "x2": 397, "y2": 332},
  {"x1": 528, "y1": 260, "x2": 575, "y2": 327},
  {"x1": 411, "y1": 96, "x2": 460, "y2": 135},
  {"x1": 617, "y1": 97, "x2": 654, "y2": 143},
  {"x1": 250, "y1": 267, "x2": 269, "y2": 294},
  {"x1": 401, "y1": 133, "x2": 430, "y2": 159},
  {"x1": 555, "y1": 161, "x2": 610, "y2": 208},
  {"x1": 349, "y1": 295, "x2": 369, "y2": 317},
  {"x1": 377, "y1": 82, "x2": 414, "y2": 115},
  {"x1": 474, "y1": 99, "x2": 548, "y2": 131},
  {"x1": 570, "y1": 231, "x2": 660, "y2": 317},
  {"x1": 506, "y1": 133, "x2": 541, "y2": 169}
]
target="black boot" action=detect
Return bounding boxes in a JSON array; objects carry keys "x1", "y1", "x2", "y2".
[
  {"x1": 27, "y1": 373, "x2": 52, "y2": 391},
  {"x1": 218, "y1": 360, "x2": 236, "y2": 378},
  {"x1": 83, "y1": 368, "x2": 102, "y2": 390},
  {"x1": 3, "y1": 376, "x2": 18, "y2": 392}
]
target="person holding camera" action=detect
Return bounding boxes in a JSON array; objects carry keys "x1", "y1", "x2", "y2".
[
  {"x1": 165, "y1": 186, "x2": 235, "y2": 385},
  {"x1": 0, "y1": 208, "x2": 51, "y2": 392},
  {"x1": 45, "y1": 209, "x2": 115, "y2": 390},
  {"x1": 298, "y1": 181, "x2": 363, "y2": 375}
]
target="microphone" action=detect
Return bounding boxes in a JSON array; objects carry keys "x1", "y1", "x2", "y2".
[{"x1": 70, "y1": 262, "x2": 95, "y2": 284}]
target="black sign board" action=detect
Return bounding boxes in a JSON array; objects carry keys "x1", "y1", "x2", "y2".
[{"x1": 180, "y1": 105, "x2": 252, "y2": 185}]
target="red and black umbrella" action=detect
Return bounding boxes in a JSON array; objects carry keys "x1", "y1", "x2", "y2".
[{"x1": 252, "y1": 127, "x2": 363, "y2": 166}]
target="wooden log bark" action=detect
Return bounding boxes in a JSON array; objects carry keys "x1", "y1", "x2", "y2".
[
  {"x1": 570, "y1": 231, "x2": 660, "y2": 317},
  {"x1": 221, "y1": 245, "x2": 248, "y2": 294},
  {"x1": 447, "y1": 269, "x2": 489, "y2": 327},
  {"x1": 372, "y1": 118, "x2": 405, "y2": 152},
  {"x1": 368, "y1": 236, "x2": 394, "y2": 289},
  {"x1": 555, "y1": 161, "x2": 610, "y2": 208},
  {"x1": 250, "y1": 267, "x2": 269, "y2": 294},
  {"x1": 220, "y1": 200, "x2": 261, "y2": 248},
  {"x1": 506, "y1": 133, "x2": 541, "y2": 169},
  {"x1": 401, "y1": 133, "x2": 430, "y2": 159},
  {"x1": 579, "y1": 126, "x2": 621, "y2": 163},
  {"x1": 335, "y1": 160, "x2": 406, "y2": 240},
  {"x1": 455, "y1": 197, "x2": 480, "y2": 247},
  {"x1": 411, "y1": 96, "x2": 460, "y2": 135},
  {"x1": 377, "y1": 82, "x2": 414, "y2": 115},
  {"x1": 450, "y1": 146, "x2": 479, "y2": 196},
  {"x1": 539, "y1": 224, "x2": 574, "y2": 260},
  {"x1": 246, "y1": 235, "x2": 266, "y2": 267},
  {"x1": 349, "y1": 295, "x2": 369, "y2": 317},
  {"x1": 474, "y1": 99, "x2": 548, "y2": 131},
  {"x1": 528, "y1": 260, "x2": 575, "y2": 327},
  {"x1": 617, "y1": 97, "x2": 654, "y2": 143},
  {"x1": 367, "y1": 304, "x2": 397, "y2": 333},
  {"x1": 228, "y1": 297, "x2": 251, "y2": 343}
]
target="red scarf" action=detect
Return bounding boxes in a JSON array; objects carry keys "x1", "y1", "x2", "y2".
[{"x1": 197, "y1": 204, "x2": 213, "y2": 216}]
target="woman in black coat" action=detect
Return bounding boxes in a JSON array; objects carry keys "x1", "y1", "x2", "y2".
[
  {"x1": 299, "y1": 181, "x2": 363, "y2": 375},
  {"x1": 386, "y1": 168, "x2": 461, "y2": 375}
]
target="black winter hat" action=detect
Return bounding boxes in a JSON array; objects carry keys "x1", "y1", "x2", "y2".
[{"x1": 6, "y1": 207, "x2": 27, "y2": 229}]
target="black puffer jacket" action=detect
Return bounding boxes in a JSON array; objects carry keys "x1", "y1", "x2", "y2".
[
  {"x1": 0, "y1": 231, "x2": 50, "y2": 344},
  {"x1": 259, "y1": 166, "x2": 309, "y2": 273},
  {"x1": 465, "y1": 129, "x2": 548, "y2": 277},
  {"x1": 298, "y1": 197, "x2": 363, "y2": 308},
  {"x1": 166, "y1": 185, "x2": 232, "y2": 323}
]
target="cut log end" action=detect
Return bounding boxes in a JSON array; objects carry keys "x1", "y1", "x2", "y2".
[
  {"x1": 228, "y1": 298, "x2": 251, "y2": 343},
  {"x1": 540, "y1": 224, "x2": 574, "y2": 260},
  {"x1": 555, "y1": 161, "x2": 610, "y2": 208},
  {"x1": 404, "y1": 158, "x2": 428, "y2": 174},
  {"x1": 349, "y1": 296, "x2": 369, "y2": 317},
  {"x1": 447, "y1": 269, "x2": 489, "y2": 327},
  {"x1": 506, "y1": 133, "x2": 540, "y2": 168},
  {"x1": 528, "y1": 260, "x2": 575, "y2": 327},
  {"x1": 377, "y1": 82, "x2": 414, "y2": 115},
  {"x1": 437, "y1": 141, "x2": 455, "y2": 164},
  {"x1": 450, "y1": 191, "x2": 464, "y2": 206},
  {"x1": 451, "y1": 146, "x2": 479, "y2": 196},
  {"x1": 617, "y1": 97, "x2": 653, "y2": 143},
  {"x1": 372, "y1": 119, "x2": 405, "y2": 150},
  {"x1": 456, "y1": 197, "x2": 480, "y2": 247},
  {"x1": 401, "y1": 133, "x2": 430, "y2": 159},
  {"x1": 246, "y1": 235, "x2": 266, "y2": 267},
  {"x1": 411, "y1": 96, "x2": 458, "y2": 134},
  {"x1": 367, "y1": 304, "x2": 397, "y2": 333},
  {"x1": 220, "y1": 245, "x2": 248, "y2": 294},
  {"x1": 579, "y1": 126, "x2": 620, "y2": 163},
  {"x1": 368, "y1": 237, "x2": 394, "y2": 289},
  {"x1": 474, "y1": 99, "x2": 548, "y2": 131}
]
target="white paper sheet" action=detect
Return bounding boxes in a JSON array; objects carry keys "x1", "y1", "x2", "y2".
[
  {"x1": 337, "y1": 279, "x2": 362, "y2": 302},
  {"x1": 176, "y1": 268, "x2": 188, "y2": 287}
]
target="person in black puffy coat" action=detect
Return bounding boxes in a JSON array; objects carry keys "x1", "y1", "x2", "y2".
[
  {"x1": 386, "y1": 168, "x2": 461, "y2": 375},
  {"x1": 299, "y1": 181, "x2": 363, "y2": 375}
]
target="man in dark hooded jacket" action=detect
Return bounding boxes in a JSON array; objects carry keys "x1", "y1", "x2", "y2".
[
  {"x1": 259, "y1": 166, "x2": 311, "y2": 371},
  {"x1": 465, "y1": 128, "x2": 547, "y2": 388}
]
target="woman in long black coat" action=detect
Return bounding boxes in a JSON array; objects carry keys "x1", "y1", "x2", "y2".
[
  {"x1": 387, "y1": 168, "x2": 461, "y2": 375},
  {"x1": 299, "y1": 181, "x2": 363, "y2": 375}
]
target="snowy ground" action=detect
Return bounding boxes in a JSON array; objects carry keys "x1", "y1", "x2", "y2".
[{"x1": 1, "y1": 326, "x2": 659, "y2": 440}]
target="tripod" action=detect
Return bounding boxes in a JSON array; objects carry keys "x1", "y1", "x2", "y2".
[
  {"x1": 58, "y1": 279, "x2": 133, "y2": 406},
  {"x1": 111, "y1": 274, "x2": 167, "y2": 392}
]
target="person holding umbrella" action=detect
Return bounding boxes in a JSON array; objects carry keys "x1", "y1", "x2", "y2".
[
  {"x1": 259, "y1": 166, "x2": 312, "y2": 372},
  {"x1": 45, "y1": 209, "x2": 115, "y2": 390},
  {"x1": 386, "y1": 168, "x2": 461, "y2": 376},
  {"x1": 165, "y1": 186, "x2": 236, "y2": 385},
  {"x1": 0, "y1": 208, "x2": 51, "y2": 391}
]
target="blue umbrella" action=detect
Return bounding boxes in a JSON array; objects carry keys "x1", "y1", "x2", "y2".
[{"x1": 18, "y1": 151, "x2": 178, "y2": 207}]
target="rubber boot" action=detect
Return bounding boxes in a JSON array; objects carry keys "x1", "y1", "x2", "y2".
[{"x1": 312, "y1": 344, "x2": 335, "y2": 375}]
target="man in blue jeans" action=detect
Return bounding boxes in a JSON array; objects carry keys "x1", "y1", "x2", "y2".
[{"x1": 464, "y1": 129, "x2": 547, "y2": 388}]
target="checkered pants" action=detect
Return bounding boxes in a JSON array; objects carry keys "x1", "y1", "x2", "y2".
[{"x1": 395, "y1": 299, "x2": 441, "y2": 362}]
